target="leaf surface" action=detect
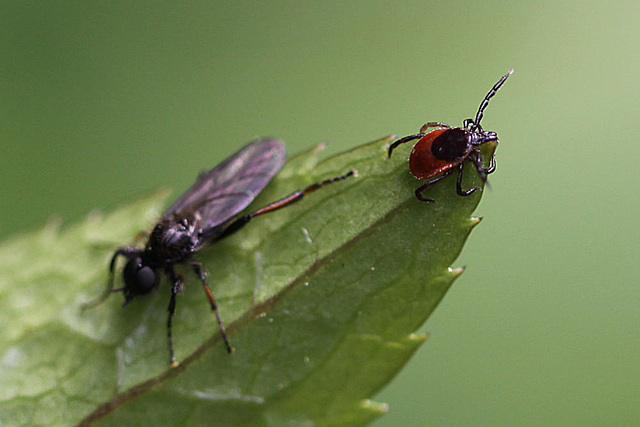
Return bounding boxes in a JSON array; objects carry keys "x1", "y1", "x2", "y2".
[{"x1": 0, "y1": 136, "x2": 492, "y2": 426}]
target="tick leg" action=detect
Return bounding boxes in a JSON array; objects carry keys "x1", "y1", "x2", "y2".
[
  {"x1": 216, "y1": 170, "x2": 355, "y2": 240},
  {"x1": 81, "y1": 247, "x2": 142, "y2": 310},
  {"x1": 191, "y1": 261, "x2": 233, "y2": 354},
  {"x1": 388, "y1": 134, "x2": 424, "y2": 158},
  {"x1": 484, "y1": 154, "x2": 497, "y2": 175},
  {"x1": 456, "y1": 163, "x2": 480, "y2": 196},
  {"x1": 415, "y1": 185, "x2": 435, "y2": 202},
  {"x1": 415, "y1": 169, "x2": 454, "y2": 202},
  {"x1": 166, "y1": 267, "x2": 184, "y2": 367},
  {"x1": 419, "y1": 122, "x2": 450, "y2": 133},
  {"x1": 389, "y1": 124, "x2": 450, "y2": 158},
  {"x1": 468, "y1": 150, "x2": 489, "y2": 182}
]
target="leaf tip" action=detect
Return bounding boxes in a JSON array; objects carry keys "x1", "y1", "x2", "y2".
[
  {"x1": 448, "y1": 266, "x2": 466, "y2": 279},
  {"x1": 469, "y1": 217, "x2": 483, "y2": 227},
  {"x1": 360, "y1": 399, "x2": 389, "y2": 415},
  {"x1": 407, "y1": 332, "x2": 428, "y2": 344}
]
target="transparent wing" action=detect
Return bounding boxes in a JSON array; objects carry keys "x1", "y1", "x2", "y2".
[{"x1": 163, "y1": 139, "x2": 286, "y2": 235}]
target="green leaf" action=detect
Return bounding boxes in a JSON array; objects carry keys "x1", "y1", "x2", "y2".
[{"x1": 0, "y1": 136, "x2": 491, "y2": 426}]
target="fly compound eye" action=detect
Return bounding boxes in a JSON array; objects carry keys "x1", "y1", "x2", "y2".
[
  {"x1": 124, "y1": 257, "x2": 156, "y2": 295},
  {"x1": 135, "y1": 266, "x2": 156, "y2": 293}
]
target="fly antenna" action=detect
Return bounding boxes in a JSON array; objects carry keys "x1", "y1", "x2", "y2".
[{"x1": 470, "y1": 69, "x2": 514, "y2": 131}]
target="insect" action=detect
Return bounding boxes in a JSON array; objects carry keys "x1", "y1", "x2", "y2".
[
  {"x1": 388, "y1": 69, "x2": 513, "y2": 202},
  {"x1": 83, "y1": 139, "x2": 354, "y2": 367}
]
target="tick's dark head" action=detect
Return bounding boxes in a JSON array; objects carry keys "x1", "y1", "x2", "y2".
[
  {"x1": 122, "y1": 255, "x2": 159, "y2": 306},
  {"x1": 469, "y1": 129, "x2": 499, "y2": 148}
]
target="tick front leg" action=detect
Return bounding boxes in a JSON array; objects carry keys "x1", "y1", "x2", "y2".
[{"x1": 191, "y1": 262, "x2": 233, "y2": 354}]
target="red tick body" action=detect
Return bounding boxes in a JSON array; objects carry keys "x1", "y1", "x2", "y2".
[{"x1": 389, "y1": 69, "x2": 513, "y2": 202}]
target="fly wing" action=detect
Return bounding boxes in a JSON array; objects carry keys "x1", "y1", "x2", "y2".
[{"x1": 163, "y1": 139, "x2": 286, "y2": 237}]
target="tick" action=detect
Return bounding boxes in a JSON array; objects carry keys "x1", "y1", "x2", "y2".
[
  {"x1": 388, "y1": 69, "x2": 513, "y2": 202},
  {"x1": 83, "y1": 139, "x2": 354, "y2": 366}
]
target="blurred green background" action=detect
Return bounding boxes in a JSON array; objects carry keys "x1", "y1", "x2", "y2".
[{"x1": 2, "y1": 1, "x2": 639, "y2": 426}]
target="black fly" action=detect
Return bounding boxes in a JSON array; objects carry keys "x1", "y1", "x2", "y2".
[{"x1": 83, "y1": 139, "x2": 354, "y2": 366}]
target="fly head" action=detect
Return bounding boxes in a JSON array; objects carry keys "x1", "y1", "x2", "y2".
[{"x1": 122, "y1": 255, "x2": 159, "y2": 305}]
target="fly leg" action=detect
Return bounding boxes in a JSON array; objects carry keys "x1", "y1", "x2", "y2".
[
  {"x1": 81, "y1": 247, "x2": 142, "y2": 310},
  {"x1": 216, "y1": 170, "x2": 355, "y2": 240},
  {"x1": 166, "y1": 266, "x2": 184, "y2": 367},
  {"x1": 191, "y1": 261, "x2": 233, "y2": 354}
]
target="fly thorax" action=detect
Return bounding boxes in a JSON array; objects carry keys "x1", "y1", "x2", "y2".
[{"x1": 147, "y1": 219, "x2": 197, "y2": 263}]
